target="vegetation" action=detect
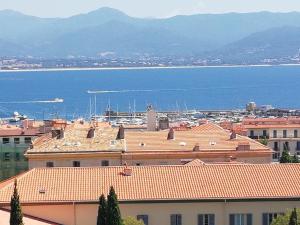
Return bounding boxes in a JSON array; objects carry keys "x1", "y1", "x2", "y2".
[
  {"x1": 271, "y1": 208, "x2": 300, "y2": 225},
  {"x1": 123, "y1": 217, "x2": 145, "y2": 225},
  {"x1": 107, "y1": 186, "x2": 122, "y2": 225},
  {"x1": 97, "y1": 194, "x2": 107, "y2": 225},
  {"x1": 259, "y1": 138, "x2": 268, "y2": 146},
  {"x1": 10, "y1": 180, "x2": 23, "y2": 225},
  {"x1": 280, "y1": 145, "x2": 293, "y2": 163}
]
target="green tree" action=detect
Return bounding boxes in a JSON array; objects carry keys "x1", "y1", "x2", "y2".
[
  {"x1": 10, "y1": 180, "x2": 23, "y2": 225},
  {"x1": 123, "y1": 217, "x2": 145, "y2": 225},
  {"x1": 259, "y1": 138, "x2": 268, "y2": 146},
  {"x1": 272, "y1": 209, "x2": 300, "y2": 225},
  {"x1": 97, "y1": 194, "x2": 107, "y2": 225},
  {"x1": 280, "y1": 145, "x2": 292, "y2": 163},
  {"x1": 107, "y1": 186, "x2": 122, "y2": 225},
  {"x1": 289, "y1": 208, "x2": 298, "y2": 225},
  {"x1": 292, "y1": 154, "x2": 300, "y2": 163}
]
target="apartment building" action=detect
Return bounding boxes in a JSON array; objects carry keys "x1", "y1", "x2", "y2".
[
  {"x1": 0, "y1": 119, "x2": 67, "y2": 180},
  {"x1": 242, "y1": 117, "x2": 300, "y2": 161},
  {"x1": 25, "y1": 121, "x2": 273, "y2": 168},
  {"x1": 0, "y1": 163, "x2": 299, "y2": 225}
]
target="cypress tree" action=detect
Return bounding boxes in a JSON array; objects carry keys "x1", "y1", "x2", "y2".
[
  {"x1": 280, "y1": 145, "x2": 292, "y2": 163},
  {"x1": 289, "y1": 208, "x2": 298, "y2": 225},
  {"x1": 10, "y1": 180, "x2": 23, "y2": 225},
  {"x1": 107, "y1": 186, "x2": 122, "y2": 225},
  {"x1": 97, "y1": 194, "x2": 107, "y2": 225}
]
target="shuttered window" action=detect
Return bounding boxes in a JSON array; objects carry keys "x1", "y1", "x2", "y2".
[
  {"x1": 198, "y1": 214, "x2": 215, "y2": 225},
  {"x1": 137, "y1": 215, "x2": 148, "y2": 225},
  {"x1": 229, "y1": 214, "x2": 252, "y2": 225},
  {"x1": 262, "y1": 213, "x2": 283, "y2": 225},
  {"x1": 171, "y1": 214, "x2": 182, "y2": 225}
]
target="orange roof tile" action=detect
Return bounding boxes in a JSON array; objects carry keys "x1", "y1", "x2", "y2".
[
  {"x1": 0, "y1": 164, "x2": 300, "y2": 204},
  {"x1": 125, "y1": 123, "x2": 270, "y2": 152}
]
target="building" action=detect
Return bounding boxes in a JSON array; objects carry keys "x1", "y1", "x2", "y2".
[
  {"x1": 242, "y1": 117, "x2": 300, "y2": 161},
  {"x1": 0, "y1": 163, "x2": 300, "y2": 225},
  {"x1": 25, "y1": 121, "x2": 273, "y2": 169},
  {"x1": 0, "y1": 120, "x2": 44, "y2": 180},
  {"x1": 0, "y1": 119, "x2": 68, "y2": 181}
]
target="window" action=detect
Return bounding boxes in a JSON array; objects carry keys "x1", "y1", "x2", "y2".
[
  {"x1": 284, "y1": 142, "x2": 290, "y2": 151},
  {"x1": 24, "y1": 137, "x2": 32, "y2": 144},
  {"x1": 198, "y1": 214, "x2": 215, "y2": 225},
  {"x1": 46, "y1": 162, "x2": 54, "y2": 167},
  {"x1": 297, "y1": 142, "x2": 300, "y2": 151},
  {"x1": 262, "y1": 213, "x2": 283, "y2": 225},
  {"x1": 273, "y1": 130, "x2": 277, "y2": 138},
  {"x1": 137, "y1": 215, "x2": 148, "y2": 225},
  {"x1": 101, "y1": 160, "x2": 109, "y2": 167},
  {"x1": 263, "y1": 130, "x2": 267, "y2": 137},
  {"x1": 273, "y1": 152, "x2": 280, "y2": 160},
  {"x1": 3, "y1": 152, "x2": 10, "y2": 161},
  {"x1": 229, "y1": 214, "x2": 252, "y2": 225},
  {"x1": 2, "y1": 138, "x2": 9, "y2": 144},
  {"x1": 250, "y1": 130, "x2": 254, "y2": 137},
  {"x1": 15, "y1": 153, "x2": 20, "y2": 161},
  {"x1": 283, "y1": 130, "x2": 287, "y2": 138},
  {"x1": 14, "y1": 138, "x2": 20, "y2": 144},
  {"x1": 73, "y1": 161, "x2": 80, "y2": 167},
  {"x1": 171, "y1": 214, "x2": 182, "y2": 225},
  {"x1": 295, "y1": 130, "x2": 298, "y2": 138},
  {"x1": 274, "y1": 142, "x2": 279, "y2": 151},
  {"x1": 136, "y1": 163, "x2": 142, "y2": 166}
]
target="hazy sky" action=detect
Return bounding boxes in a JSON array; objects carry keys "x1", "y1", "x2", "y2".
[{"x1": 1, "y1": 0, "x2": 300, "y2": 18}]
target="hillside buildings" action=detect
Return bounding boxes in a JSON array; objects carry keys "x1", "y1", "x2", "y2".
[
  {"x1": 25, "y1": 119, "x2": 273, "y2": 169},
  {"x1": 0, "y1": 163, "x2": 299, "y2": 225}
]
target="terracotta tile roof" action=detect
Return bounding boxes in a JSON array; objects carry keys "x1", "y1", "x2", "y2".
[
  {"x1": 125, "y1": 123, "x2": 270, "y2": 152},
  {"x1": 242, "y1": 117, "x2": 300, "y2": 129},
  {"x1": 0, "y1": 128, "x2": 42, "y2": 137},
  {"x1": 27, "y1": 123, "x2": 125, "y2": 153},
  {"x1": 184, "y1": 159, "x2": 205, "y2": 166},
  {"x1": 0, "y1": 164, "x2": 300, "y2": 204}
]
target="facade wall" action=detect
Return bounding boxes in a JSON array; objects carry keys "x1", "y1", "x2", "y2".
[
  {"x1": 20, "y1": 201, "x2": 300, "y2": 225},
  {"x1": 0, "y1": 136, "x2": 36, "y2": 181},
  {"x1": 28, "y1": 154, "x2": 272, "y2": 169}
]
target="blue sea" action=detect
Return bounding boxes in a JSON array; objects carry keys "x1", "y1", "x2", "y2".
[{"x1": 0, "y1": 66, "x2": 300, "y2": 120}]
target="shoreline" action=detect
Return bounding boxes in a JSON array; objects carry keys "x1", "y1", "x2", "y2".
[{"x1": 0, "y1": 63, "x2": 300, "y2": 73}]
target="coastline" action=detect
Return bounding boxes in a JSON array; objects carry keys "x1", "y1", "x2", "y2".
[{"x1": 0, "y1": 63, "x2": 299, "y2": 73}]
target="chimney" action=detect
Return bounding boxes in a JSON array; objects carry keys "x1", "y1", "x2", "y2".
[
  {"x1": 87, "y1": 127, "x2": 95, "y2": 138},
  {"x1": 51, "y1": 129, "x2": 59, "y2": 139},
  {"x1": 167, "y1": 128, "x2": 175, "y2": 140},
  {"x1": 146, "y1": 105, "x2": 157, "y2": 131},
  {"x1": 193, "y1": 143, "x2": 200, "y2": 151},
  {"x1": 236, "y1": 142, "x2": 251, "y2": 151},
  {"x1": 117, "y1": 125, "x2": 125, "y2": 140},
  {"x1": 122, "y1": 163, "x2": 132, "y2": 176},
  {"x1": 230, "y1": 131, "x2": 237, "y2": 140},
  {"x1": 58, "y1": 128, "x2": 64, "y2": 139}
]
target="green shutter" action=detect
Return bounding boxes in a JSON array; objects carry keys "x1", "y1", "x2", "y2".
[
  {"x1": 171, "y1": 215, "x2": 176, "y2": 225},
  {"x1": 229, "y1": 214, "x2": 235, "y2": 225}
]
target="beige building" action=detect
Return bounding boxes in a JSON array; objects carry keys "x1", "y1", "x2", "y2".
[
  {"x1": 242, "y1": 117, "x2": 300, "y2": 161},
  {"x1": 25, "y1": 121, "x2": 273, "y2": 168},
  {"x1": 0, "y1": 163, "x2": 300, "y2": 225}
]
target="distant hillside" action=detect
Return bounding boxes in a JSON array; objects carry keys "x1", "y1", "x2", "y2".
[
  {"x1": 2, "y1": 8, "x2": 300, "y2": 58},
  {"x1": 214, "y1": 26, "x2": 300, "y2": 63}
]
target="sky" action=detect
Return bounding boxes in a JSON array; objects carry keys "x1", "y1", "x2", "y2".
[{"x1": 1, "y1": 0, "x2": 300, "y2": 18}]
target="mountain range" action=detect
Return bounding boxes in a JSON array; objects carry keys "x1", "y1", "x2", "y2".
[{"x1": 1, "y1": 7, "x2": 300, "y2": 61}]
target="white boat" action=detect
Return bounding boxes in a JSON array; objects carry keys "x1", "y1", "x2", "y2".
[{"x1": 54, "y1": 98, "x2": 64, "y2": 103}]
